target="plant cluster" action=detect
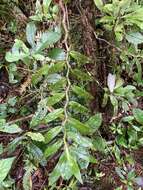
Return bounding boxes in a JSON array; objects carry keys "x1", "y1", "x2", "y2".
[{"x1": 0, "y1": 0, "x2": 143, "y2": 190}]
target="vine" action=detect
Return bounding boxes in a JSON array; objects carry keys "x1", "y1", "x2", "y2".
[{"x1": 0, "y1": 0, "x2": 143, "y2": 190}]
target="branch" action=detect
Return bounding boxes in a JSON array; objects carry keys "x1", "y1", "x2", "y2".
[{"x1": 8, "y1": 114, "x2": 34, "y2": 125}]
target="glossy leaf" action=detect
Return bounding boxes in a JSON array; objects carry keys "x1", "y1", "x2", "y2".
[
  {"x1": 86, "y1": 113, "x2": 102, "y2": 132},
  {"x1": 45, "y1": 126, "x2": 62, "y2": 143},
  {"x1": 30, "y1": 99, "x2": 48, "y2": 127},
  {"x1": 43, "y1": 0, "x2": 52, "y2": 15},
  {"x1": 35, "y1": 30, "x2": 61, "y2": 53},
  {"x1": 49, "y1": 153, "x2": 72, "y2": 185},
  {"x1": 47, "y1": 93, "x2": 65, "y2": 106},
  {"x1": 32, "y1": 64, "x2": 49, "y2": 85},
  {"x1": 0, "y1": 157, "x2": 15, "y2": 183},
  {"x1": 44, "y1": 140, "x2": 63, "y2": 158},
  {"x1": 23, "y1": 168, "x2": 33, "y2": 190},
  {"x1": 0, "y1": 119, "x2": 22, "y2": 133},
  {"x1": 26, "y1": 22, "x2": 36, "y2": 48},
  {"x1": 72, "y1": 85, "x2": 93, "y2": 100},
  {"x1": 48, "y1": 48, "x2": 66, "y2": 61},
  {"x1": 70, "y1": 51, "x2": 90, "y2": 65},
  {"x1": 44, "y1": 108, "x2": 63, "y2": 123},
  {"x1": 48, "y1": 166, "x2": 61, "y2": 186},
  {"x1": 69, "y1": 101, "x2": 89, "y2": 114},
  {"x1": 67, "y1": 131, "x2": 93, "y2": 148},
  {"x1": 110, "y1": 95, "x2": 118, "y2": 115},
  {"x1": 66, "y1": 148, "x2": 82, "y2": 183},
  {"x1": 93, "y1": 136, "x2": 106, "y2": 152},
  {"x1": 26, "y1": 132, "x2": 45, "y2": 142},
  {"x1": 5, "y1": 39, "x2": 29, "y2": 63},
  {"x1": 133, "y1": 108, "x2": 143, "y2": 125},
  {"x1": 126, "y1": 32, "x2": 143, "y2": 46},
  {"x1": 114, "y1": 78, "x2": 124, "y2": 89},
  {"x1": 93, "y1": 0, "x2": 103, "y2": 11},
  {"x1": 68, "y1": 117, "x2": 91, "y2": 135},
  {"x1": 28, "y1": 143, "x2": 46, "y2": 166}
]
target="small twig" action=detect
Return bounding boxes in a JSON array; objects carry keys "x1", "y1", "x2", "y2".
[
  {"x1": 8, "y1": 114, "x2": 34, "y2": 125},
  {"x1": 17, "y1": 67, "x2": 34, "y2": 73},
  {"x1": 93, "y1": 32, "x2": 122, "y2": 52},
  {"x1": 110, "y1": 112, "x2": 125, "y2": 123}
]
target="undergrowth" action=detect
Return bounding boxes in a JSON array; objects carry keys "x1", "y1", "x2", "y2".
[{"x1": 0, "y1": 0, "x2": 143, "y2": 190}]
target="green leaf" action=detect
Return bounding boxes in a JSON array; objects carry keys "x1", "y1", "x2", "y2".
[
  {"x1": 110, "y1": 95, "x2": 118, "y2": 116},
  {"x1": 30, "y1": 99, "x2": 48, "y2": 127},
  {"x1": 69, "y1": 101, "x2": 89, "y2": 114},
  {"x1": 0, "y1": 157, "x2": 15, "y2": 183},
  {"x1": 49, "y1": 153, "x2": 72, "y2": 185},
  {"x1": 35, "y1": 29, "x2": 61, "y2": 53},
  {"x1": 44, "y1": 108, "x2": 63, "y2": 123},
  {"x1": 47, "y1": 93, "x2": 65, "y2": 106},
  {"x1": 114, "y1": 78, "x2": 124, "y2": 89},
  {"x1": 26, "y1": 132, "x2": 45, "y2": 142},
  {"x1": 28, "y1": 144, "x2": 46, "y2": 166},
  {"x1": 8, "y1": 96, "x2": 17, "y2": 106},
  {"x1": 72, "y1": 69, "x2": 92, "y2": 82},
  {"x1": 58, "y1": 154, "x2": 73, "y2": 180},
  {"x1": 48, "y1": 48, "x2": 66, "y2": 61},
  {"x1": 47, "y1": 73, "x2": 62, "y2": 84},
  {"x1": 72, "y1": 85, "x2": 93, "y2": 100},
  {"x1": 48, "y1": 166, "x2": 61, "y2": 186},
  {"x1": 23, "y1": 163, "x2": 35, "y2": 190},
  {"x1": 133, "y1": 108, "x2": 143, "y2": 125},
  {"x1": 5, "y1": 52, "x2": 20, "y2": 62},
  {"x1": 43, "y1": 0, "x2": 52, "y2": 15},
  {"x1": 68, "y1": 118, "x2": 91, "y2": 135},
  {"x1": 122, "y1": 116, "x2": 134, "y2": 123},
  {"x1": 93, "y1": 0, "x2": 103, "y2": 11},
  {"x1": 67, "y1": 131, "x2": 93, "y2": 148},
  {"x1": 30, "y1": 15, "x2": 42, "y2": 21},
  {"x1": 48, "y1": 62, "x2": 65, "y2": 74},
  {"x1": 23, "y1": 168, "x2": 33, "y2": 190},
  {"x1": 44, "y1": 140, "x2": 63, "y2": 158},
  {"x1": 0, "y1": 120, "x2": 22, "y2": 133},
  {"x1": 5, "y1": 39, "x2": 30, "y2": 63},
  {"x1": 32, "y1": 64, "x2": 49, "y2": 85},
  {"x1": 93, "y1": 136, "x2": 106, "y2": 152},
  {"x1": 86, "y1": 113, "x2": 102, "y2": 132},
  {"x1": 5, "y1": 52, "x2": 28, "y2": 63},
  {"x1": 0, "y1": 144, "x2": 3, "y2": 155},
  {"x1": 72, "y1": 146, "x2": 97, "y2": 165},
  {"x1": 26, "y1": 22, "x2": 36, "y2": 48},
  {"x1": 118, "y1": 0, "x2": 131, "y2": 9},
  {"x1": 126, "y1": 32, "x2": 143, "y2": 46},
  {"x1": 45, "y1": 126, "x2": 62, "y2": 143},
  {"x1": 6, "y1": 137, "x2": 24, "y2": 154},
  {"x1": 66, "y1": 148, "x2": 82, "y2": 183},
  {"x1": 70, "y1": 51, "x2": 90, "y2": 65},
  {"x1": 102, "y1": 91, "x2": 108, "y2": 108},
  {"x1": 32, "y1": 53, "x2": 45, "y2": 61},
  {"x1": 36, "y1": 0, "x2": 42, "y2": 13}
]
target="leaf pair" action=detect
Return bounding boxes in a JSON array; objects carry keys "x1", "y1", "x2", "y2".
[{"x1": 49, "y1": 150, "x2": 82, "y2": 185}]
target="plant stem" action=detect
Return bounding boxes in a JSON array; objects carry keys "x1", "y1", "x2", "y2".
[{"x1": 59, "y1": 0, "x2": 71, "y2": 147}]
